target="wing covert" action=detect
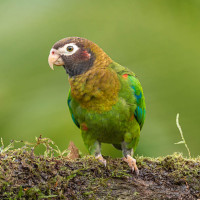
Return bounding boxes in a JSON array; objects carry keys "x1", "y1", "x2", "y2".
[
  {"x1": 128, "y1": 75, "x2": 146, "y2": 129},
  {"x1": 67, "y1": 89, "x2": 80, "y2": 128}
]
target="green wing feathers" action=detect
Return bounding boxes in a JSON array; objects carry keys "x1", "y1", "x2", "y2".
[
  {"x1": 128, "y1": 75, "x2": 146, "y2": 129},
  {"x1": 67, "y1": 89, "x2": 80, "y2": 128},
  {"x1": 111, "y1": 62, "x2": 146, "y2": 130}
]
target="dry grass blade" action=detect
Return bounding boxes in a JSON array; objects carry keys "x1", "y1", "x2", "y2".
[{"x1": 175, "y1": 113, "x2": 191, "y2": 158}]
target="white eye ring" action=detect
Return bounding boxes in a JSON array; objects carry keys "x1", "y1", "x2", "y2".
[{"x1": 58, "y1": 43, "x2": 79, "y2": 56}]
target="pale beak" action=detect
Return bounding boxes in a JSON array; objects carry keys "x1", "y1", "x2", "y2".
[{"x1": 48, "y1": 49, "x2": 64, "y2": 70}]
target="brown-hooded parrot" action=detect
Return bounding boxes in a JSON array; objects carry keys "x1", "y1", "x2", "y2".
[{"x1": 48, "y1": 37, "x2": 146, "y2": 174}]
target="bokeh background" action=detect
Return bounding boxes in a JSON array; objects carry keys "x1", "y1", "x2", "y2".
[{"x1": 0, "y1": 0, "x2": 199, "y2": 157}]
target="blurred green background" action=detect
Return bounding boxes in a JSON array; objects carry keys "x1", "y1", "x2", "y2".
[{"x1": 0, "y1": 0, "x2": 199, "y2": 157}]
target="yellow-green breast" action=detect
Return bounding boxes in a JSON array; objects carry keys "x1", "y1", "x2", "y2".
[{"x1": 69, "y1": 65, "x2": 120, "y2": 113}]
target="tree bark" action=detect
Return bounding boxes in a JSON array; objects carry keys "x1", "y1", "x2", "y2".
[{"x1": 0, "y1": 141, "x2": 199, "y2": 199}]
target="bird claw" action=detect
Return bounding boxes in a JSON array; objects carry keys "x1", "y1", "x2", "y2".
[
  {"x1": 123, "y1": 155, "x2": 139, "y2": 175},
  {"x1": 95, "y1": 154, "x2": 107, "y2": 167}
]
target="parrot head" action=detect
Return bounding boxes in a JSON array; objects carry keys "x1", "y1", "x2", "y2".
[{"x1": 48, "y1": 37, "x2": 112, "y2": 77}]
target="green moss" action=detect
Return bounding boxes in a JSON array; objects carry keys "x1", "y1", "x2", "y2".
[{"x1": 0, "y1": 138, "x2": 199, "y2": 199}]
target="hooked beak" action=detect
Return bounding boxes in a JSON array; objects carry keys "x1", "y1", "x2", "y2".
[{"x1": 48, "y1": 49, "x2": 64, "y2": 70}]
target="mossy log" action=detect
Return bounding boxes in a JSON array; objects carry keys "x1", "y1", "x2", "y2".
[{"x1": 0, "y1": 139, "x2": 199, "y2": 200}]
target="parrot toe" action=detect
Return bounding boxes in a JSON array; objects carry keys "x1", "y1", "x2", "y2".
[
  {"x1": 123, "y1": 155, "x2": 139, "y2": 175},
  {"x1": 95, "y1": 154, "x2": 107, "y2": 167}
]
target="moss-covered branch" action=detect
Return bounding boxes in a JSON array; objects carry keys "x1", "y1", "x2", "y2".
[{"x1": 0, "y1": 137, "x2": 199, "y2": 199}]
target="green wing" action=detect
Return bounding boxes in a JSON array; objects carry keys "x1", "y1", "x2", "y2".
[
  {"x1": 67, "y1": 89, "x2": 80, "y2": 128},
  {"x1": 110, "y1": 62, "x2": 146, "y2": 129},
  {"x1": 128, "y1": 75, "x2": 146, "y2": 129}
]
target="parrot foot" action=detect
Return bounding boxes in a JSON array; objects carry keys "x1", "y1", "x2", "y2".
[
  {"x1": 123, "y1": 155, "x2": 139, "y2": 175},
  {"x1": 95, "y1": 154, "x2": 107, "y2": 167}
]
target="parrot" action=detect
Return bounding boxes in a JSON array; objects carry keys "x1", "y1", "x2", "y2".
[{"x1": 48, "y1": 37, "x2": 146, "y2": 175}]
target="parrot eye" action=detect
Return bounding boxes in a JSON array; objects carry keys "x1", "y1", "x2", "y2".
[
  {"x1": 66, "y1": 46, "x2": 74, "y2": 52},
  {"x1": 58, "y1": 43, "x2": 79, "y2": 56}
]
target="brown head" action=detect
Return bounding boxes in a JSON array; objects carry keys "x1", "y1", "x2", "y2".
[{"x1": 48, "y1": 37, "x2": 112, "y2": 77}]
